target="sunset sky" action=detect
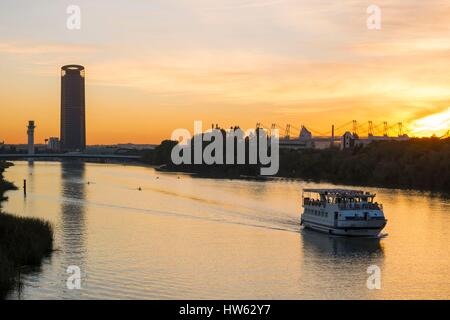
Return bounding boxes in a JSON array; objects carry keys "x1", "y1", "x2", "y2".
[{"x1": 1, "y1": 0, "x2": 449, "y2": 144}]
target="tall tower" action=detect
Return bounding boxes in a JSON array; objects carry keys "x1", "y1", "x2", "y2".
[
  {"x1": 27, "y1": 120, "x2": 35, "y2": 155},
  {"x1": 60, "y1": 65, "x2": 86, "y2": 151}
]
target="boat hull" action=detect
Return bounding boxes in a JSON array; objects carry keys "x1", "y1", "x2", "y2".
[{"x1": 301, "y1": 219, "x2": 386, "y2": 237}]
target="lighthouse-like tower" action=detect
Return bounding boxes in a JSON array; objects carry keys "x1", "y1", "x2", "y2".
[{"x1": 27, "y1": 120, "x2": 35, "y2": 155}]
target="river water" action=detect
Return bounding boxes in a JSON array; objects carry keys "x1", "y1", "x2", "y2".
[{"x1": 2, "y1": 161, "x2": 450, "y2": 299}]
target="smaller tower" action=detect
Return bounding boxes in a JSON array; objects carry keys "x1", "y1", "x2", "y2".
[{"x1": 27, "y1": 120, "x2": 35, "y2": 155}]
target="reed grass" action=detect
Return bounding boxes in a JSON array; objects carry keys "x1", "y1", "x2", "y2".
[
  {"x1": 0, "y1": 212, "x2": 54, "y2": 298},
  {"x1": 0, "y1": 161, "x2": 54, "y2": 298}
]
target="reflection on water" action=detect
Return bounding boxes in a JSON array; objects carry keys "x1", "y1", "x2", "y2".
[
  {"x1": 301, "y1": 229, "x2": 384, "y2": 256},
  {"x1": 60, "y1": 161, "x2": 86, "y2": 260},
  {"x1": 2, "y1": 161, "x2": 450, "y2": 299},
  {"x1": 59, "y1": 161, "x2": 86, "y2": 298},
  {"x1": 300, "y1": 230, "x2": 385, "y2": 299}
]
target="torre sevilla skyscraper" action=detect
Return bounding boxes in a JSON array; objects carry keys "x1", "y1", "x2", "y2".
[{"x1": 60, "y1": 65, "x2": 86, "y2": 151}]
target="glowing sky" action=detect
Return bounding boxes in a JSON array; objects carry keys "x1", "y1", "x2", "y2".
[{"x1": 1, "y1": 0, "x2": 449, "y2": 144}]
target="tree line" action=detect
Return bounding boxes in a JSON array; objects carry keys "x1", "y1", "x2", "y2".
[{"x1": 142, "y1": 136, "x2": 450, "y2": 192}]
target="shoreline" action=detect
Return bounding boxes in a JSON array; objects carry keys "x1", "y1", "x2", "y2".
[{"x1": 156, "y1": 165, "x2": 450, "y2": 196}]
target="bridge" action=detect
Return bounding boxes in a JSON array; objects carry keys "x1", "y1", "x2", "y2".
[
  {"x1": 252, "y1": 120, "x2": 415, "y2": 149},
  {"x1": 256, "y1": 120, "x2": 411, "y2": 140},
  {"x1": 0, "y1": 153, "x2": 142, "y2": 160}
]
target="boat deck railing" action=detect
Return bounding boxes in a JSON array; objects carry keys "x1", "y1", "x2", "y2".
[
  {"x1": 338, "y1": 203, "x2": 383, "y2": 210},
  {"x1": 303, "y1": 198, "x2": 382, "y2": 210},
  {"x1": 303, "y1": 199, "x2": 325, "y2": 207}
]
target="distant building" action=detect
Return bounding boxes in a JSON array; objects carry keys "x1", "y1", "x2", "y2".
[
  {"x1": 280, "y1": 126, "x2": 315, "y2": 149},
  {"x1": 298, "y1": 126, "x2": 314, "y2": 148},
  {"x1": 27, "y1": 120, "x2": 36, "y2": 155},
  {"x1": 341, "y1": 131, "x2": 409, "y2": 150},
  {"x1": 47, "y1": 137, "x2": 60, "y2": 151},
  {"x1": 341, "y1": 131, "x2": 355, "y2": 150},
  {"x1": 61, "y1": 65, "x2": 86, "y2": 151}
]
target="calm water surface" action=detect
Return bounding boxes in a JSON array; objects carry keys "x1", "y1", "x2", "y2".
[{"x1": 3, "y1": 161, "x2": 450, "y2": 299}]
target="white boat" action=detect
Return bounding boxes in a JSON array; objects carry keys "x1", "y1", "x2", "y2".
[{"x1": 300, "y1": 189, "x2": 387, "y2": 237}]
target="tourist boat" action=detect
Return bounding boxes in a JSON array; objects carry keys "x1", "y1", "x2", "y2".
[{"x1": 300, "y1": 189, "x2": 387, "y2": 237}]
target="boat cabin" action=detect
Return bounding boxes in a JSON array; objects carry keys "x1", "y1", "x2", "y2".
[{"x1": 302, "y1": 189, "x2": 382, "y2": 210}]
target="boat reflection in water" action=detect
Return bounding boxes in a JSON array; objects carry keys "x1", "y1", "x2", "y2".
[
  {"x1": 301, "y1": 228, "x2": 384, "y2": 255},
  {"x1": 299, "y1": 228, "x2": 385, "y2": 299}
]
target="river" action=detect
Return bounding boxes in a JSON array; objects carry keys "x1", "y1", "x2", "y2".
[{"x1": 2, "y1": 161, "x2": 450, "y2": 299}]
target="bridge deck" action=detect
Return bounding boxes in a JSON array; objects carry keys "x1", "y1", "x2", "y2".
[{"x1": 0, "y1": 154, "x2": 141, "y2": 160}]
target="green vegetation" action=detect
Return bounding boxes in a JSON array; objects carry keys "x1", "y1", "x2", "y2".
[
  {"x1": 142, "y1": 137, "x2": 450, "y2": 192},
  {"x1": 0, "y1": 161, "x2": 54, "y2": 298}
]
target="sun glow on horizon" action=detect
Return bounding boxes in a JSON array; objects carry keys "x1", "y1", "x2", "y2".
[{"x1": 410, "y1": 108, "x2": 450, "y2": 137}]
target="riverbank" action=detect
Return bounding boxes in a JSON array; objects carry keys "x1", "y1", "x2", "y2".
[
  {"x1": 0, "y1": 161, "x2": 54, "y2": 298},
  {"x1": 146, "y1": 137, "x2": 450, "y2": 193}
]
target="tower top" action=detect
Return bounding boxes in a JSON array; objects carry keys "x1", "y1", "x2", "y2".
[{"x1": 61, "y1": 65, "x2": 84, "y2": 71}]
